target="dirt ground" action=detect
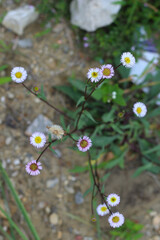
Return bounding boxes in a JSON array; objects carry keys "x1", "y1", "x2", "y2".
[{"x1": 1, "y1": 2, "x2": 160, "y2": 240}]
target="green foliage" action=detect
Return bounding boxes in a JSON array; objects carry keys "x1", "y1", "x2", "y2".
[
  {"x1": 0, "y1": 161, "x2": 40, "y2": 240},
  {"x1": 80, "y1": 0, "x2": 160, "y2": 60},
  {"x1": 55, "y1": 62, "x2": 160, "y2": 175},
  {"x1": 110, "y1": 219, "x2": 144, "y2": 240},
  {"x1": 37, "y1": 0, "x2": 71, "y2": 22}
]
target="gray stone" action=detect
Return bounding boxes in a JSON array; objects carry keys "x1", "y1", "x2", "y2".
[
  {"x1": 65, "y1": 186, "x2": 75, "y2": 194},
  {"x1": 13, "y1": 159, "x2": 20, "y2": 165},
  {"x1": 7, "y1": 92, "x2": 14, "y2": 99},
  {"x1": 5, "y1": 137, "x2": 12, "y2": 145},
  {"x1": 70, "y1": 0, "x2": 121, "y2": 32},
  {"x1": 46, "y1": 178, "x2": 59, "y2": 188},
  {"x1": 2, "y1": 5, "x2": 39, "y2": 35},
  {"x1": 17, "y1": 38, "x2": 33, "y2": 48},
  {"x1": 75, "y1": 191, "x2": 84, "y2": 204},
  {"x1": 84, "y1": 237, "x2": 93, "y2": 240},
  {"x1": 0, "y1": 235, "x2": 4, "y2": 240},
  {"x1": 25, "y1": 114, "x2": 53, "y2": 136}
]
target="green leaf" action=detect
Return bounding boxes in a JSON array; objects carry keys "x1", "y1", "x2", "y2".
[
  {"x1": 102, "y1": 107, "x2": 115, "y2": 123},
  {"x1": 100, "y1": 172, "x2": 110, "y2": 182},
  {"x1": 0, "y1": 162, "x2": 40, "y2": 240},
  {"x1": 143, "y1": 145, "x2": 160, "y2": 155},
  {"x1": 83, "y1": 110, "x2": 97, "y2": 123},
  {"x1": 76, "y1": 96, "x2": 85, "y2": 107},
  {"x1": 37, "y1": 84, "x2": 46, "y2": 100},
  {"x1": 94, "y1": 135, "x2": 119, "y2": 147},
  {"x1": 132, "y1": 163, "x2": 153, "y2": 177},
  {"x1": 34, "y1": 28, "x2": 52, "y2": 38},
  {"x1": 83, "y1": 186, "x2": 93, "y2": 198},
  {"x1": 0, "y1": 64, "x2": 8, "y2": 71},
  {"x1": 0, "y1": 77, "x2": 11, "y2": 85},
  {"x1": 69, "y1": 165, "x2": 88, "y2": 173}
]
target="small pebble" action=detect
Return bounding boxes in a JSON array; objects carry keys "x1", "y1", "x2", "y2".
[
  {"x1": 14, "y1": 159, "x2": 20, "y2": 165},
  {"x1": 46, "y1": 178, "x2": 59, "y2": 188},
  {"x1": 49, "y1": 213, "x2": 58, "y2": 225},
  {"x1": 5, "y1": 137, "x2": 12, "y2": 145},
  {"x1": 153, "y1": 215, "x2": 160, "y2": 230},
  {"x1": 7, "y1": 92, "x2": 15, "y2": 99},
  {"x1": 75, "y1": 191, "x2": 84, "y2": 204},
  {"x1": 84, "y1": 238, "x2": 93, "y2": 240}
]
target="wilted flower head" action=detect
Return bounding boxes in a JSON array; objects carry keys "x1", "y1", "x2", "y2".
[{"x1": 47, "y1": 125, "x2": 64, "y2": 139}]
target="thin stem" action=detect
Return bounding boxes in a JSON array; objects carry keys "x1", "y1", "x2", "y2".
[
  {"x1": 88, "y1": 152, "x2": 112, "y2": 215},
  {"x1": 21, "y1": 83, "x2": 73, "y2": 121},
  {"x1": 115, "y1": 63, "x2": 122, "y2": 70},
  {"x1": 36, "y1": 139, "x2": 56, "y2": 163}
]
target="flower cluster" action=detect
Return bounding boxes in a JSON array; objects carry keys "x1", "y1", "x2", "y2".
[
  {"x1": 11, "y1": 51, "x2": 148, "y2": 231},
  {"x1": 97, "y1": 193, "x2": 124, "y2": 228}
]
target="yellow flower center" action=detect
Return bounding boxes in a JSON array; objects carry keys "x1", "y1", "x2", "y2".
[
  {"x1": 136, "y1": 107, "x2": 142, "y2": 114},
  {"x1": 30, "y1": 163, "x2": 38, "y2": 171},
  {"x1": 91, "y1": 72, "x2": 98, "y2": 78},
  {"x1": 101, "y1": 206, "x2": 107, "y2": 212},
  {"x1": 103, "y1": 68, "x2": 111, "y2": 76},
  {"x1": 112, "y1": 216, "x2": 120, "y2": 223},
  {"x1": 124, "y1": 57, "x2": 131, "y2": 64},
  {"x1": 91, "y1": 217, "x2": 96, "y2": 222},
  {"x1": 111, "y1": 197, "x2": 116, "y2": 202},
  {"x1": 35, "y1": 136, "x2": 42, "y2": 143},
  {"x1": 80, "y1": 140, "x2": 88, "y2": 148},
  {"x1": 15, "y1": 72, "x2": 22, "y2": 78},
  {"x1": 34, "y1": 87, "x2": 39, "y2": 92}
]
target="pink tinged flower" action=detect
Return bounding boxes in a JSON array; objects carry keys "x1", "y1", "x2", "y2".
[
  {"x1": 108, "y1": 212, "x2": 125, "y2": 228},
  {"x1": 25, "y1": 160, "x2": 42, "y2": 176},
  {"x1": 87, "y1": 68, "x2": 102, "y2": 82},
  {"x1": 101, "y1": 64, "x2": 115, "y2": 79},
  {"x1": 77, "y1": 136, "x2": 92, "y2": 152}
]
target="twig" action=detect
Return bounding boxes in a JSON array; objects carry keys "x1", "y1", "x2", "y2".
[{"x1": 21, "y1": 83, "x2": 73, "y2": 121}]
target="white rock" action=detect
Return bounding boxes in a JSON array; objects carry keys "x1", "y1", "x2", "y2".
[
  {"x1": 49, "y1": 213, "x2": 58, "y2": 225},
  {"x1": 14, "y1": 159, "x2": 20, "y2": 165},
  {"x1": 5, "y1": 137, "x2": 12, "y2": 145},
  {"x1": 2, "y1": 5, "x2": 39, "y2": 35},
  {"x1": 153, "y1": 215, "x2": 160, "y2": 230},
  {"x1": 70, "y1": 0, "x2": 121, "y2": 32}
]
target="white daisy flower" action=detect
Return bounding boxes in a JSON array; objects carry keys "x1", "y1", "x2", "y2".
[
  {"x1": 47, "y1": 125, "x2": 64, "y2": 140},
  {"x1": 120, "y1": 52, "x2": 135, "y2": 68},
  {"x1": 96, "y1": 204, "x2": 109, "y2": 216},
  {"x1": 25, "y1": 160, "x2": 42, "y2": 176},
  {"x1": 133, "y1": 102, "x2": 147, "y2": 117},
  {"x1": 11, "y1": 67, "x2": 27, "y2": 83},
  {"x1": 101, "y1": 64, "x2": 114, "y2": 79},
  {"x1": 87, "y1": 68, "x2": 102, "y2": 82},
  {"x1": 107, "y1": 193, "x2": 120, "y2": 207},
  {"x1": 30, "y1": 132, "x2": 46, "y2": 148},
  {"x1": 108, "y1": 212, "x2": 125, "y2": 228}
]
